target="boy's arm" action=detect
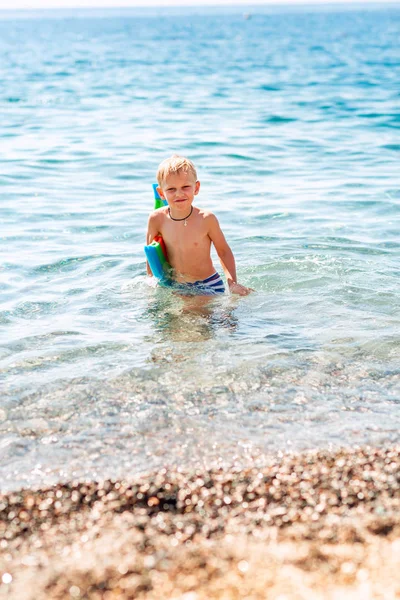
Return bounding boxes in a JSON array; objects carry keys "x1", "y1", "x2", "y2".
[
  {"x1": 208, "y1": 214, "x2": 253, "y2": 296},
  {"x1": 146, "y1": 212, "x2": 160, "y2": 276}
]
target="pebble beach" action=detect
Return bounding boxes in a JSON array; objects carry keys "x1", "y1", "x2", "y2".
[{"x1": 2, "y1": 445, "x2": 400, "y2": 599}]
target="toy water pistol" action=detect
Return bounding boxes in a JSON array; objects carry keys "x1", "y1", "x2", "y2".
[{"x1": 144, "y1": 184, "x2": 172, "y2": 281}]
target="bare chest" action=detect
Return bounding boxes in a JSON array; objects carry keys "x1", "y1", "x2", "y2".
[{"x1": 161, "y1": 218, "x2": 209, "y2": 252}]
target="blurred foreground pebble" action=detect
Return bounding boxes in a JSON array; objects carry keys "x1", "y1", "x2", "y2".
[{"x1": 1, "y1": 445, "x2": 400, "y2": 599}]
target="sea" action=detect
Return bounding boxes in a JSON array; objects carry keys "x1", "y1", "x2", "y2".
[{"x1": 0, "y1": 4, "x2": 399, "y2": 492}]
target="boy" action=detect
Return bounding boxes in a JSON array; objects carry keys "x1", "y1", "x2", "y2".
[{"x1": 146, "y1": 155, "x2": 253, "y2": 296}]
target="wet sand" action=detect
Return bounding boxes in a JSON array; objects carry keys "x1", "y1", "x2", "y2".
[{"x1": 1, "y1": 445, "x2": 400, "y2": 599}]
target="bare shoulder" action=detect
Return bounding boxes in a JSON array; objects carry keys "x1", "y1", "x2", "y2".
[
  {"x1": 195, "y1": 207, "x2": 219, "y2": 224},
  {"x1": 148, "y1": 206, "x2": 168, "y2": 223}
]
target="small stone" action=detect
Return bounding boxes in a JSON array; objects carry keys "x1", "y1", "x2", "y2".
[
  {"x1": 238, "y1": 560, "x2": 249, "y2": 573},
  {"x1": 69, "y1": 585, "x2": 80, "y2": 597}
]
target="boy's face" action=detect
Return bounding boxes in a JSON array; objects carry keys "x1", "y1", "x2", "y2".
[{"x1": 157, "y1": 170, "x2": 200, "y2": 211}]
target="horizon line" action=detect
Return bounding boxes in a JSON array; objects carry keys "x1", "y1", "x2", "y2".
[{"x1": 1, "y1": 0, "x2": 400, "y2": 11}]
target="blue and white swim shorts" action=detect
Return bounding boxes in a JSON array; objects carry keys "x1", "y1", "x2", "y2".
[{"x1": 172, "y1": 272, "x2": 225, "y2": 296}]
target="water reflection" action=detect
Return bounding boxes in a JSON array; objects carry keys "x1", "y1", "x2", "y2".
[{"x1": 145, "y1": 288, "x2": 239, "y2": 345}]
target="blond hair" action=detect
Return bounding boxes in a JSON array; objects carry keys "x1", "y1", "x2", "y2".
[{"x1": 156, "y1": 155, "x2": 197, "y2": 187}]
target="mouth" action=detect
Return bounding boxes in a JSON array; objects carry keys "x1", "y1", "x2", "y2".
[{"x1": 175, "y1": 199, "x2": 187, "y2": 203}]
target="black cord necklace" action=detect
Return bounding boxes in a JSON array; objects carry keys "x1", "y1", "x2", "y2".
[{"x1": 168, "y1": 206, "x2": 193, "y2": 227}]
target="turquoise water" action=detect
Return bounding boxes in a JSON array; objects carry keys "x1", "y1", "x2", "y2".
[{"x1": 1, "y1": 5, "x2": 399, "y2": 491}]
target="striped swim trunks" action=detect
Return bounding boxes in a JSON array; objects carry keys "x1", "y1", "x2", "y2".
[{"x1": 172, "y1": 272, "x2": 225, "y2": 296}]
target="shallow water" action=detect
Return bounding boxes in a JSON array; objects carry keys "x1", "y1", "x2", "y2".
[{"x1": 1, "y1": 5, "x2": 399, "y2": 491}]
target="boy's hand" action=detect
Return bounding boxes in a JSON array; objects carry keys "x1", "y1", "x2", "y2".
[{"x1": 228, "y1": 281, "x2": 254, "y2": 296}]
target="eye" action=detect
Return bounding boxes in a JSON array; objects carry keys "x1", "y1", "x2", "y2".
[
  {"x1": 183, "y1": 186, "x2": 191, "y2": 189},
  {"x1": 167, "y1": 188, "x2": 175, "y2": 192}
]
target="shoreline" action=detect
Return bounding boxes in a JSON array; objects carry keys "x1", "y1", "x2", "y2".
[{"x1": 1, "y1": 445, "x2": 400, "y2": 599}]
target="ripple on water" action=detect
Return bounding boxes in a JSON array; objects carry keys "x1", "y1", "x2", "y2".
[{"x1": 0, "y1": 5, "x2": 400, "y2": 490}]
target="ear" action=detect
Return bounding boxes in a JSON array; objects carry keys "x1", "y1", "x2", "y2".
[
  {"x1": 156, "y1": 186, "x2": 165, "y2": 199},
  {"x1": 194, "y1": 180, "x2": 200, "y2": 195}
]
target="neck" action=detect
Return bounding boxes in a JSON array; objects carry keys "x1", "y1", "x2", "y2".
[{"x1": 168, "y1": 205, "x2": 193, "y2": 221}]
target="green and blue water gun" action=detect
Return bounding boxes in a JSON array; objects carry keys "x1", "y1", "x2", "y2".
[{"x1": 144, "y1": 185, "x2": 171, "y2": 281}]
